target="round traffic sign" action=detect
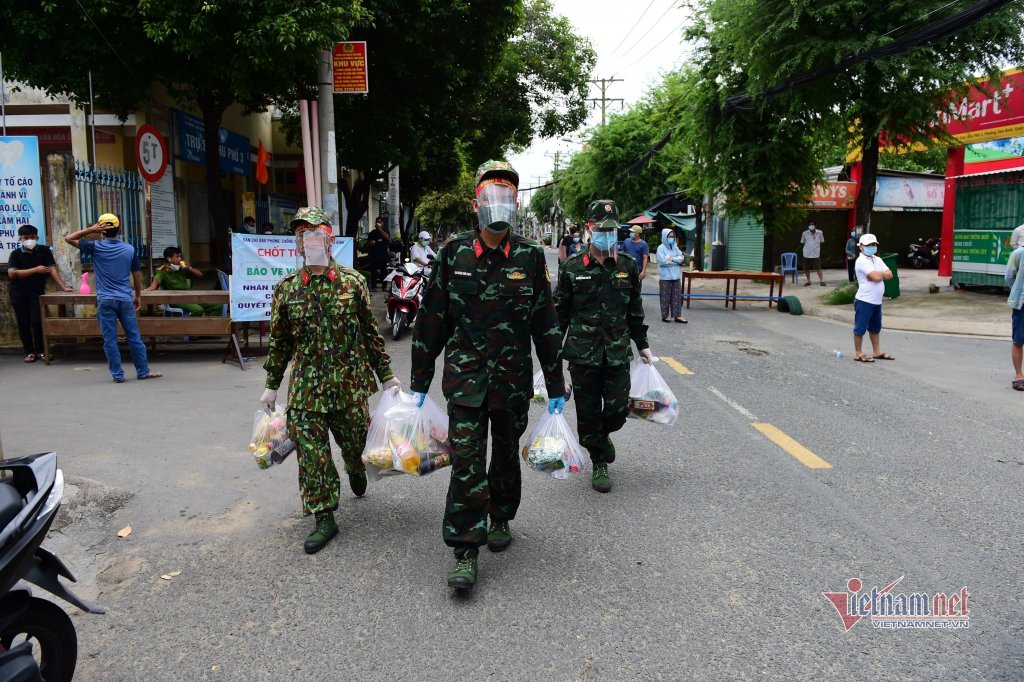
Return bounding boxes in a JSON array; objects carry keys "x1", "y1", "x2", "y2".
[{"x1": 135, "y1": 123, "x2": 168, "y2": 183}]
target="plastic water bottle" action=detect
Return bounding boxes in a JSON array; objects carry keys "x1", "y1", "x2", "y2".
[
  {"x1": 832, "y1": 349, "x2": 844, "y2": 358},
  {"x1": 79, "y1": 272, "x2": 91, "y2": 295}
]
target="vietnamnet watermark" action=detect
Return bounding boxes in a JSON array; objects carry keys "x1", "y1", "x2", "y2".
[{"x1": 823, "y1": 576, "x2": 970, "y2": 631}]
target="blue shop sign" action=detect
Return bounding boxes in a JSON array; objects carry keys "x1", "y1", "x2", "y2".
[{"x1": 173, "y1": 109, "x2": 251, "y2": 177}]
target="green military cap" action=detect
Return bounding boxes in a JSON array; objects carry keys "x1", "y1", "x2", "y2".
[
  {"x1": 290, "y1": 206, "x2": 332, "y2": 230},
  {"x1": 475, "y1": 160, "x2": 519, "y2": 188},
  {"x1": 587, "y1": 199, "x2": 619, "y2": 223}
]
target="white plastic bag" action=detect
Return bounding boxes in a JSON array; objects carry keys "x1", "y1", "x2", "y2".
[
  {"x1": 363, "y1": 393, "x2": 453, "y2": 477},
  {"x1": 532, "y1": 369, "x2": 572, "y2": 403},
  {"x1": 360, "y1": 387, "x2": 411, "y2": 480},
  {"x1": 248, "y1": 404, "x2": 293, "y2": 470},
  {"x1": 520, "y1": 412, "x2": 585, "y2": 479},
  {"x1": 627, "y1": 361, "x2": 679, "y2": 425}
]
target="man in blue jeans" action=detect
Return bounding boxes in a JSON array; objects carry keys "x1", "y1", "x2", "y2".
[{"x1": 65, "y1": 213, "x2": 163, "y2": 382}]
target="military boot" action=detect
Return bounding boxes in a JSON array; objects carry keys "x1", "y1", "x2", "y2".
[
  {"x1": 592, "y1": 462, "x2": 612, "y2": 493},
  {"x1": 304, "y1": 511, "x2": 338, "y2": 554},
  {"x1": 348, "y1": 471, "x2": 368, "y2": 497},
  {"x1": 486, "y1": 519, "x2": 512, "y2": 552},
  {"x1": 447, "y1": 552, "x2": 478, "y2": 590}
]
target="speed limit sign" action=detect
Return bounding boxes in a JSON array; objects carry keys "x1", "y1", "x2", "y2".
[{"x1": 135, "y1": 123, "x2": 168, "y2": 183}]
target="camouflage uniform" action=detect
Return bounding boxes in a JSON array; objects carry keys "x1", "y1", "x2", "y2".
[
  {"x1": 554, "y1": 200, "x2": 649, "y2": 464},
  {"x1": 411, "y1": 162, "x2": 564, "y2": 558},
  {"x1": 264, "y1": 252, "x2": 394, "y2": 516}
]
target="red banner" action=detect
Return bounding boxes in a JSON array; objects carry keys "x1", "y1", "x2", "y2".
[
  {"x1": 333, "y1": 41, "x2": 368, "y2": 94},
  {"x1": 808, "y1": 181, "x2": 858, "y2": 209},
  {"x1": 938, "y1": 69, "x2": 1024, "y2": 145}
]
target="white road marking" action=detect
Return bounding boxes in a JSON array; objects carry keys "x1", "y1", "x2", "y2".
[{"x1": 707, "y1": 386, "x2": 757, "y2": 421}]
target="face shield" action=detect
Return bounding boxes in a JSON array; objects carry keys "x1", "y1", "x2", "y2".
[
  {"x1": 296, "y1": 227, "x2": 332, "y2": 267},
  {"x1": 589, "y1": 220, "x2": 618, "y2": 258},
  {"x1": 476, "y1": 178, "x2": 518, "y2": 233}
]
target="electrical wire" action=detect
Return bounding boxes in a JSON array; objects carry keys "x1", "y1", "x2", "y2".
[
  {"x1": 74, "y1": 0, "x2": 141, "y2": 80},
  {"x1": 619, "y1": 19, "x2": 691, "y2": 72},
  {"x1": 610, "y1": 2, "x2": 681, "y2": 64},
  {"x1": 607, "y1": 0, "x2": 659, "y2": 58}
]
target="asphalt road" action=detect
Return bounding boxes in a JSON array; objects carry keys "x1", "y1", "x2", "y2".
[{"x1": 2, "y1": 248, "x2": 1022, "y2": 680}]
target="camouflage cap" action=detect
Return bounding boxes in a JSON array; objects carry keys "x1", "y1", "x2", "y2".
[
  {"x1": 475, "y1": 160, "x2": 519, "y2": 188},
  {"x1": 289, "y1": 206, "x2": 331, "y2": 230},
  {"x1": 587, "y1": 200, "x2": 619, "y2": 223}
]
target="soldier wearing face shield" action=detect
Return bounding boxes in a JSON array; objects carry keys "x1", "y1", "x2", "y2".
[
  {"x1": 261, "y1": 207, "x2": 400, "y2": 553},
  {"x1": 411, "y1": 160, "x2": 565, "y2": 591},
  {"x1": 554, "y1": 200, "x2": 655, "y2": 493}
]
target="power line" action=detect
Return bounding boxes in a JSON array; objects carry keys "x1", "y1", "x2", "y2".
[
  {"x1": 74, "y1": 0, "x2": 140, "y2": 80},
  {"x1": 611, "y1": 2, "x2": 681, "y2": 63},
  {"x1": 588, "y1": 77, "x2": 625, "y2": 126},
  {"x1": 607, "y1": 0, "x2": 659, "y2": 58},
  {"x1": 620, "y1": 18, "x2": 691, "y2": 72}
]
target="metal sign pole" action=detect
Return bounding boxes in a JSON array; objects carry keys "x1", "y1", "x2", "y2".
[
  {"x1": 0, "y1": 52, "x2": 6, "y2": 134},
  {"x1": 88, "y1": 71, "x2": 97, "y2": 164}
]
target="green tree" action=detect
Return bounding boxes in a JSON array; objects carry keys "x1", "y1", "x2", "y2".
[
  {"x1": 685, "y1": 0, "x2": 1024, "y2": 229},
  {"x1": 415, "y1": 170, "x2": 477, "y2": 235},
  {"x1": 529, "y1": 182, "x2": 557, "y2": 224},
  {"x1": 332, "y1": 0, "x2": 594, "y2": 236},
  {"x1": 1, "y1": 0, "x2": 364, "y2": 264}
]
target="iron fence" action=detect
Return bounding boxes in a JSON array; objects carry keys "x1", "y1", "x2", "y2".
[{"x1": 74, "y1": 162, "x2": 147, "y2": 262}]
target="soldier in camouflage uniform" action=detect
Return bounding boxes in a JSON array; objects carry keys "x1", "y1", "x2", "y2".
[
  {"x1": 554, "y1": 200, "x2": 656, "y2": 493},
  {"x1": 261, "y1": 206, "x2": 400, "y2": 553},
  {"x1": 411, "y1": 160, "x2": 565, "y2": 590}
]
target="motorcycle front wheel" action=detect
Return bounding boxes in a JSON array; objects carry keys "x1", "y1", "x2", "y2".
[
  {"x1": 0, "y1": 597, "x2": 78, "y2": 682},
  {"x1": 392, "y1": 310, "x2": 408, "y2": 341}
]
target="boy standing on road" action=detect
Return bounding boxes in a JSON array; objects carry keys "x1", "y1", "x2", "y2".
[
  {"x1": 65, "y1": 213, "x2": 162, "y2": 382},
  {"x1": 1004, "y1": 244, "x2": 1024, "y2": 390},
  {"x1": 800, "y1": 222, "x2": 826, "y2": 287},
  {"x1": 554, "y1": 200, "x2": 656, "y2": 493},
  {"x1": 6, "y1": 223, "x2": 73, "y2": 362},
  {"x1": 411, "y1": 160, "x2": 565, "y2": 591},
  {"x1": 852, "y1": 233, "x2": 894, "y2": 363}
]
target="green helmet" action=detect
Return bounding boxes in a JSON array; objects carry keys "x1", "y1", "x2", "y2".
[
  {"x1": 587, "y1": 199, "x2": 619, "y2": 230},
  {"x1": 290, "y1": 206, "x2": 331, "y2": 230},
  {"x1": 475, "y1": 160, "x2": 519, "y2": 188}
]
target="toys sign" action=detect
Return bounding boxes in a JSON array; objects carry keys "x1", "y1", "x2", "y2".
[{"x1": 134, "y1": 124, "x2": 168, "y2": 183}]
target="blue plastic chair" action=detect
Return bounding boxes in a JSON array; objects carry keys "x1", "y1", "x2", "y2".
[
  {"x1": 163, "y1": 303, "x2": 190, "y2": 342},
  {"x1": 780, "y1": 252, "x2": 798, "y2": 283},
  {"x1": 216, "y1": 270, "x2": 229, "y2": 316}
]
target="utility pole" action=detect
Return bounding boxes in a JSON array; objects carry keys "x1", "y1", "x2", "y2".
[
  {"x1": 588, "y1": 77, "x2": 624, "y2": 126},
  {"x1": 318, "y1": 49, "x2": 339, "y2": 233}
]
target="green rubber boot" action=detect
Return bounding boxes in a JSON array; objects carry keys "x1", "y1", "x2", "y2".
[
  {"x1": 447, "y1": 553, "x2": 478, "y2": 590},
  {"x1": 348, "y1": 471, "x2": 368, "y2": 497},
  {"x1": 486, "y1": 519, "x2": 512, "y2": 552},
  {"x1": 591, "y1": 462, "x2": 612, "y2": 493},
  {"x1": 303, "y1": 511, "x2": 338, "y2": 554}
]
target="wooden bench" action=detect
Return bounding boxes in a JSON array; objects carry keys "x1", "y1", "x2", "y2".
[
  {"x1": 39, "y1": 291, "x2": 245, "y2": 370},
  {"x1": 682, "y1": 271, "x2": 785, "y2": 309}
]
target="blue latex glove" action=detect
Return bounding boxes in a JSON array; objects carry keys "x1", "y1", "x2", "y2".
[
  {"x1": 548, "y1": 396, "x2": 565, "y2": 415},
  {"x1": 412, "y1": 391, "x2": 426, "y2": 408}
]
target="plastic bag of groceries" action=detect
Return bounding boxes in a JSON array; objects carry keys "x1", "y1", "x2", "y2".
[
  {"x1": 248, "y1": 404, "x2": 294, "y2": 470},
  {"x1": 360, "y1": 387, "x2": 411, "y2": 480},
  {"x1": 520, "y1": 411, "x2": 585, "y2": 479},
  {"x1": 532, "y1": 369, "x2": 573, "y2": 403},
  {"x1": 627, "y1": 361, "x2": 679, "y2": 426},
  {"x1": 361, "y1": 391, "x2": 454, "y2": 478}
]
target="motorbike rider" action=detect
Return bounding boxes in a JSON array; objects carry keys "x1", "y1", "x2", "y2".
[{"x1": 410, "y1": 230, "x2": 436, "y2": 278}]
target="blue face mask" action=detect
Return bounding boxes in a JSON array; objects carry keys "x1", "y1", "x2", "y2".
[
  {"x1": 863, "y1": 245, "x2": 878, "y2": 256},
  {"x1": 572, "y1": 237, "x2": 580, "y2": 244},
  {"x1": 591, "y1": 231, "x2": 617, "y2": 253},
  {"x1": 666, "y1": 238, "x2": 675, "y2": 246}
]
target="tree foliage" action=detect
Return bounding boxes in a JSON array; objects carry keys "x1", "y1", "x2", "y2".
[
  {"x1": 1, "y1": 0, "x2": 364, "y2": 263},
  {"x1": 684, "y1": 0, "x2": 1024, "y2": 230},
  {"x1": 332, "y1": 0, "x2": 594, "y2": 235}
]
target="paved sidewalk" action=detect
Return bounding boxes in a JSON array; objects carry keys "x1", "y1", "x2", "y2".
[{"x1": 642, "y1": 260, "x2": 1009, "y2": 338}]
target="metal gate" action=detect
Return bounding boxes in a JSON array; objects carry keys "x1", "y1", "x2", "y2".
[{"x1": 74, "y1": 162, "x2": 147, "y2": 262}]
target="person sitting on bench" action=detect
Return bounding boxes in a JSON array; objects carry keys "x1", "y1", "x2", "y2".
[{"x1": 146, "y1": 246, "x2": 222, "y2": 316}]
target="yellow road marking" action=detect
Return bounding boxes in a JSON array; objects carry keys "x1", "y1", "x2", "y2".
[
  {"x1": 751, "y1": 423, "x2": 832, "y2": 469},
  {"x1": 660, "y1": 356, "x2": 694, "y2": 375}
]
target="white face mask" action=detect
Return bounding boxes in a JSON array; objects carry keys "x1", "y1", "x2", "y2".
[
  {"x1": 21, "y1": 239, "x2": 37, "y2": 250},
  {"x1": 300, "y1": 230, "x2": 331, "y2": 267},
  {"x1": 169, "y1": 263, "x2": 181, "y2": 271}
]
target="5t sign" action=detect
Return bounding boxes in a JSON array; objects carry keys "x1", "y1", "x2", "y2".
[{"x1": 135, "y1": 124, "x2": 168, "y2": 183}]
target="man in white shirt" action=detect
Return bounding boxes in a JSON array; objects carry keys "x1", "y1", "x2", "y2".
[
  {"x1": 852, "y1": 233, "x2": 894, "y2": 363},
  {"x1": 1009, "y1": 222, "x2": 1024, "y2": 249},
  {"x1": 800, "y1": 221, "x2": 826, "y2": 286},
  {"x1": 410, "y1": 230, "x2": 436, "y2": 277}
]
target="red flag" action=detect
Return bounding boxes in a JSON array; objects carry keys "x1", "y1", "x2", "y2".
[{"x1": 256, "y1": 139, "x2": 270, "y2": 185}]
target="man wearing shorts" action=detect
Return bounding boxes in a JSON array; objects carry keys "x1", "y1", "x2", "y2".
[
  {"x1": 852, "y1": 233, "x2": 894, "y2": 363},
  {"x1": 800, "y1": 222, "x2": 825, "y2": 287},
  {"x1": 1004, "y1": 243, "x2": 1024, "y2": 390}
]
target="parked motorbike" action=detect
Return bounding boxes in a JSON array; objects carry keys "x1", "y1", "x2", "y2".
[
  {"x1": 908, "y1": 237, "x2": 940, "y2": 269},
  {"x1": 384, "y1": 261, "x2": 426, "y2": 341},
  {"x1": 0, "y1": 452, "x2": 104, "y2": 682}
]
